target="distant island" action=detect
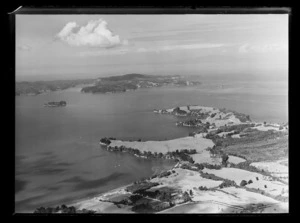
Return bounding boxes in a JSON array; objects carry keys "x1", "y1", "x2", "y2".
[
  {"x1": 15, "y1": 74, "x2": 201, "y2": 96},
  {"x1": 44, "y1": 101, "x2": 67, "y2": 107},
  {"x1": 34, "y1": 105, "x2": 288, "y2": 213},
  {"x1": 81, "y1": 74, "x2": 201, "y2": 94},
  {"x1": 15, "y1": 79, "x2": 95, "y2": 96}
]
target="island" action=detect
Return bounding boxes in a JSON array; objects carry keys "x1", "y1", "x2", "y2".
[
  {"x1": 44, "y1": 101, "x2": 67, "y2": 107},
  {"x1": 34, "y1": 105, "x2": 288, "y2": 214},
  {"x1": 81, "y1": 73, "x2": 201, "y2": 94},
  {"x1": 15, "y1": 79, "x2": 95, "y2": 96},
  {"x1": 16, "y1": 74, "x2": 202, "y2": 96}
]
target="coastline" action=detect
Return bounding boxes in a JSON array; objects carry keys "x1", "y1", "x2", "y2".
[{"x1": 33, "y1": 105, "x2": 288, "y2": 213}]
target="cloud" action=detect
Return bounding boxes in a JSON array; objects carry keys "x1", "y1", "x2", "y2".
[
  {"x1": 77, "y1": 49, "x2": 129, "y2": 57},
  {"x1": 238, "y1": 44, "x2": 250, "y2": 53},
  {"x1": 137, "y1": 43, "x2": 224, "y2": 53},
  {"x1": 17, "y1": 44, "x2": 31, "y2": 51},
  {"x1": 77, "y1": 43, "x2": 224, "y2": 57},
  {"x1": 56, "y1": 19, "x2": 126, "y2": 48},
  {"x1": 239, "y1": 43, "x2": 287, "y2": 53}
]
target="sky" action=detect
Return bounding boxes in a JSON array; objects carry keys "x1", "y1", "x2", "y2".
[{"x1": 16, "y1": 14, "x2": 288, "y2": 81}]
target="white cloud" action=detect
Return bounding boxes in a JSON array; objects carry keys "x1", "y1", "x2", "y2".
[
  {"x1": 238, "y1": 43, "x2": 250, "y2": 53},
  {"x1": 57, "y1": 22, "x2": 77, "y2": 39},
  {"x1": 77, "y1": 43, "x2": 224, "y2": 57},
  {"x1": 77, "y1": 49, "x2": 129, "y2": 57},
  {"x1": 137, "y1": 43, "x2": 224, "y2": 53},
  {"x1": 56, "y1": 19, "x2": 125, "y2": 48},
  {"x1": 239, "y1": 43, "x2": 287, "y2": 53},
  {"x1": 17, "y1": 44, "x2": 31, "y2": 51}
]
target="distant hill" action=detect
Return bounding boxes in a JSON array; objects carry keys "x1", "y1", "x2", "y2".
[
  {"x1": 15, "y1": 74, "x2": 202, "y2": 96},
  {"x1": 100, "y1": 73, "x2": 152, "y2": 81},
  {"x1": 16, "y1": 79, "x2": 95, "y2": 96},
  {"x1": 82, "y1": 74, "x2": 201, "y2": 94}
]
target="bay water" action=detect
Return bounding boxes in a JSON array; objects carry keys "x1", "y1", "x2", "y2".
[{"x1": 15, "y1": 80, "x2": 288, "y2": 212}]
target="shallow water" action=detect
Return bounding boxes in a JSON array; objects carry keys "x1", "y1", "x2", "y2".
[{"x1": 15, "y1": 81, "x2": 288, "y2": 212}]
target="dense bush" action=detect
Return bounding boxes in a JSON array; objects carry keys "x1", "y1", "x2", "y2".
[
  {"x1": 231, "y1": 161, "x2": 270, "y2": 176},
  {"x1": 157, "y1": 191, "x2": 173, "y2": 202},
  {"x1": 159, "y1": 171, "x2": 172, "y2": 178},
  {"x1": 199, "y1": 186, "x2": 208, "y2": 191},
  {"x1": 33, "y1": 204, "x2": 96, "y2": 214},
  {"x1": 200, "y1": 172, "x2": 224, "y2": 181},
  {"x1": 240, "y1": 180, "x2": 248, "y2": 187},
  {"x1": 194, "y1": 163, "x2": 204, "y2": 170},
  {"x1": 222, "y1": 154, "x2": 229, "y2": 165},
  {"x1": 129, "y1": 194, "x2": 144, "y2": 203},
  {"x1": 182, "y1": 191, "x2": 192, "y2": 202},
  {"x1": 219, "y1": 180, "x2": 237, "y2": 189},
  {"x1": 201, "y1": 163, "x2": 222, "y2": 170},
  {"x1": 100, "y1": 137, "x2": 112, "y2": 145},
  {"x1": 126, "y1": 182, "x2": 160, "y2": 193},
  {"x1": 166, "y1": 150, "x2": 195, "y2": 163},
  {"x1": 227, "y1": 152, "x2": 247, "y2": 161}
]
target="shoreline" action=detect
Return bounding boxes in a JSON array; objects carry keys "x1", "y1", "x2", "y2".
[
  {"x1": 32, "y1": 105, "x2": 288, "y2": 213},
  {"x1": 63, "y1": 157, "x2": 179, "y2": 210},
  {"x1": 68, "y1": 183, "x2": 132, "y2": 207},
  {"x1": 66, "y1": 161, "x2": 181, "y2": 211}
]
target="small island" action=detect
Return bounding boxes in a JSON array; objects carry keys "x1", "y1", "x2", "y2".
[{"x1": 44, "y1": 101, "x2": 67, "y2": 107}]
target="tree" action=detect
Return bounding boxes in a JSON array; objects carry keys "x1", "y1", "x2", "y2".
[
  {"x1": 240, "y1": 180, "x2": 248, "y2": 187},
  {"x1": 182, "y1": 191, "x2": 192, "y2": 202},
  {"x1": 189, "y1": 149, "x2": 197, "y2": 154},
  {"x1": 189, "y1": 132, "x2": 195, "y2": 137},
  {"x1": 222, "y1": 154, "x2": 229, "y2": 165},
  {"x1": 189, "y1": 190, "x2": 193, "y2": 196}
]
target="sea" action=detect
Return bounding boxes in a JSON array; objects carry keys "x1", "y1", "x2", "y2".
[{"x1": 15, "y1": 80, "x2": 288, "y2": 212}]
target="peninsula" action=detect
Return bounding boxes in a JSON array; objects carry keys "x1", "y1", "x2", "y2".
[{"x1": 34, "y1": 105, "x2": 288, "y2": 213}]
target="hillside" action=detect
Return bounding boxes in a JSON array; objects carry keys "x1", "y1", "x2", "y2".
[
  {"x1": 81, "y1": 74, "x2": 201, "y2": 94},
  {"x1": 16, "y1": 79, "x2": 95, "y2": 96}
]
